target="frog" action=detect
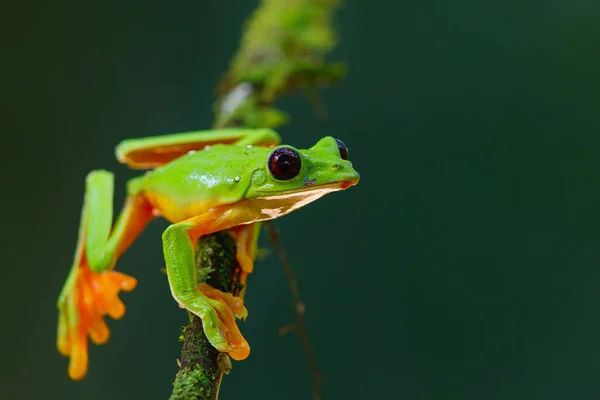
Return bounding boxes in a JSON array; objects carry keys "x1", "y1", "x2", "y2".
[{"x1": 56, "y1": 128, "x2": 360, "y2": 380}]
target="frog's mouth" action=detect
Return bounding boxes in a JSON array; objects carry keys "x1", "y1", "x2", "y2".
[{"x1": 248, "y1": 178, "x2": 359, "y2": 220}]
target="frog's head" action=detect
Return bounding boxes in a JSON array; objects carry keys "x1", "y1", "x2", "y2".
[{"x1": 244, "y1": 137, "x2": 359, "y2": 216}]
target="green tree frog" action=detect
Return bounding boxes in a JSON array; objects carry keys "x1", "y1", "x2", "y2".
[{"x1": 56, "y1": 128, "x2": 359, "y2": 380}]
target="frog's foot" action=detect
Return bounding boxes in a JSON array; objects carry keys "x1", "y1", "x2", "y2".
[
  {"x1": 181, "y1": 283, "x2": 250, "y2": 360},
  {"x1": 57, "y1": 264, "x2": 136, "y2": 380},
  {"x1": 199, "y1": 283, "x2": 248, "y2": 320}
]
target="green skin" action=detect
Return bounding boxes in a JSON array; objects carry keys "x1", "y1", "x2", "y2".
[{"x1": 58, "y1": 128, "x2": 359, "y2": 363}]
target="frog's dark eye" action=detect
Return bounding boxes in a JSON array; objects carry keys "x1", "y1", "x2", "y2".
[
  {"x1": 335, "y1": 138, "x2": 349, "y2": 160},
  {"x1": 268, "y1": 148, "x2": 302, "y2": 180}
]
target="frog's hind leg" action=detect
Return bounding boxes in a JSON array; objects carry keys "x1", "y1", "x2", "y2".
[
  {"x1": 57, "y1": 171, "x2": 154, "y2": 380},
  {"x1": 116, "y1": 128, "x2": 281, "y2": 169}
]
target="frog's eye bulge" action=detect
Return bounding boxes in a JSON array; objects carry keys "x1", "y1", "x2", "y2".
[
  {"x1": 335, "y1": 138, "x2": 349, "y2": 160},
  {"x1": 268, "y1": 147, "x2": 302, "y2": 180}
]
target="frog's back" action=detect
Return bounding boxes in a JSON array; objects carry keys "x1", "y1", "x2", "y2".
[{"x1": 139, "y1": 144, "x2": 256, "y2": 222}]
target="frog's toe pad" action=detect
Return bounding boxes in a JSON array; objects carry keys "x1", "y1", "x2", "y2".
[{"x1": 57, "y1": 265, "x2": 137, "y2": 380}]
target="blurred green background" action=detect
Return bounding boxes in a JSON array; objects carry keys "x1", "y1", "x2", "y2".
[{"x1": 3, "y1": 0, "x2": 600, "y2": 399}]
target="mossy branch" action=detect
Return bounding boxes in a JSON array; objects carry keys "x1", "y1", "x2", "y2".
[{"x1": 170, "y1": 1, "x2": 344, "y2": 399}]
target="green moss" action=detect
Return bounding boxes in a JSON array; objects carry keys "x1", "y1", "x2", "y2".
[
  {"x1": 214, "y1": 0, "x2": 344, "y2": 128},
  {"x1": 170, "y1": 365, "x2": 217, "y2": 400},
  {"x1": 228, "y1": 0, "x2": 342, "y2": 94},
  {"x1": 195, "y1": 232, "x2": 240, "y2": 293}
]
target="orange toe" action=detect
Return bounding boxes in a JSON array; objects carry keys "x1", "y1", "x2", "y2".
[
  {"x1": 112, "y1": 272, "x2": 137, "y2": 291},
  {"x1": 68, "y1": 322, "x2": 89, "y2": 381},
  {"x1": 89, "y1": 315, "x2": 110, "y2": 345},
  {"x1": 217, "y1": 305, "x2": 250, "y2": 360}
]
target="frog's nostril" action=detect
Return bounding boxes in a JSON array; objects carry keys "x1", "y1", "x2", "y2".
[{"x1": 333, "y1": 164, "x2": 338, "y2": 169}]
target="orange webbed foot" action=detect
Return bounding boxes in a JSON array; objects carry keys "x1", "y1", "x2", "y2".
[{"x1": 57, "y1": 264, "x2": 137, "y2": 380}]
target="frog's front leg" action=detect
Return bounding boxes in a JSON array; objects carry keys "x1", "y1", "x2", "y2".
[{"x1": 162, "y1": 212, "x2": 252, "y2": 361}]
